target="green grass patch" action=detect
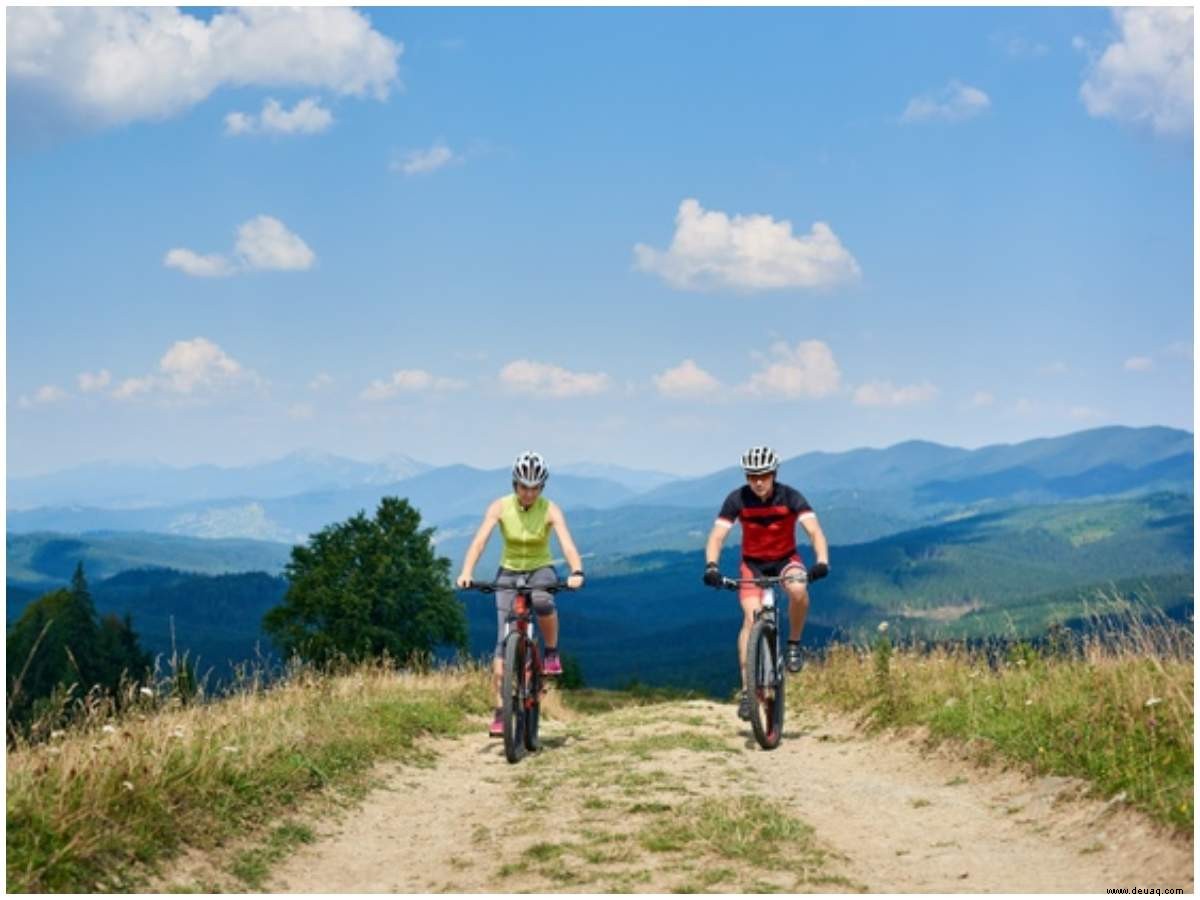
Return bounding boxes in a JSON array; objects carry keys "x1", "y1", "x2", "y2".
[{"x1": 228, "y1": 822, "x2": 314, "y2": 889}]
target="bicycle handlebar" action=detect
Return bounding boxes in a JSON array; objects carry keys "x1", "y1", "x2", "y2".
[
  {"x1": 461, "y1": 580, "x2": 576, "y2": 595},
  {"x1": 717, "y1": 574, "x2": 807, "y2": 591}
]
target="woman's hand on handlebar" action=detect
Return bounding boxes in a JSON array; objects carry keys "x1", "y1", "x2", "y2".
[{"x1": 455, "y1": 572, "x2": 473, "y2": 589}]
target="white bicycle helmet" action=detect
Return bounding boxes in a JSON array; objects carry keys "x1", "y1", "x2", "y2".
[
  {"x1": 741, "y1": 446, "x2": 779, "y2": 475},
  {"x1": 512, "y1": 450, "x2": 549, "y2": 488}
]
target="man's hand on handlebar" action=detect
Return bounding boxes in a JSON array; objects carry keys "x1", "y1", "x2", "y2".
[
  {"x1": 808, "y1": 561, "x2": 829, "y2": 582},
  {"x1": 703, "y1": 563, "x2": 723, "y2": 588}
]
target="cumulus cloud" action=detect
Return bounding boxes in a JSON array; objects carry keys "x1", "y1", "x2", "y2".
[
  {"x1": 499, "y1": 360, "x2": 611, "y2": 398},
  {"x1": 113, "y1": 337, "x2": 259, "y2": 401},
  {"x1": 18, "y1": 384, "x2": 68, "y2": 408},
  {"x1": 309, "y1": 372, "x2": 334, "y2": 391},
  {"x1": 1079, "y1": 8, "x2": 1193, "y2": 136},
  {"x1": 634, "y1": 199, "x2": 861, "y2": 293},
  {"x1": 391, "y1": 142, "x2": 460, "y2": 176},
  {"x1": 741, "y1": 341, "x2": 842, "y2": 399},
  {"x1": 361, "y1": 369, "x2": 466, "y2": 400},
  {"x1": 969, "y1": 390, "x2": 995, "y2": 408},
  {"x1": 7, "y1": 7, "x2": 401, "y2": 132},
  {"x1": 853, "y1": 380, "x2": 939, "y2": 408},
  {"x1": 225, "y1": 97, "x2": 333, "y2": 136},
  {"x1": 1124, "y1": 356, "x2": 1154, "y2": 372},
  {"x1": 163, "y1": 248, "x2": 236, "y2": 278},
  {"x1": 653, "y1": 359, "x2": 722, "y2": 399},
  {"x1": 235, "y1": 216, "x2": 315, "y2": 271},
  {"x1": 901, "y1": 80, "x2": 991, "y2": 123},
  {"x1": 77, "y1": 369, "x2": 112, "y2": 393},
  {"x1": 165, "y1": 215, "x2": 315, "y2": 277},
  {"x1": 992, "y1": 32, "x2": 1050, "y2": 59}
]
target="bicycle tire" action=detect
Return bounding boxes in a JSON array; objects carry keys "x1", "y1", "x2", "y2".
[
  {"x1": 746, "y1": 619, "x2": 784, "y2": 750},
  {"x1": 524, "y1": 644, "x2": 542, "y2": 753},
  {"x1": 501, "y1": 632, "x2": 527, "y2": 763}
]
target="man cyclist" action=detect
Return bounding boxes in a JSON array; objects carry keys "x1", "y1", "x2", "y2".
[
  {"x1": 702, "y1": 446, "x2": 829, "y2": 720},
  {"x1": 456, "y1": 450, "x2": 585, "y2": 737}
]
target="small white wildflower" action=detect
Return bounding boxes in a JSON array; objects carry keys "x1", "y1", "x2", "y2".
[
  {"x1": 944, "y1": 697, "x2": 958, "y2": 708},
  {"x1": 102, "y1": 724, "x2": 117, "y2": 734},
  {"x1": 1145, "y1": 697, "x2": 1163, "y2": 708},
  {"x1": 1025, "y1": 699, "x2": 1033, "y2": 706},
  {"x1": 221, "y1": 745, "x2": 239, "y2": 753},
  {"x1": 122, "y1": 781, "x2": 134, "y2": 792},
  {"x1": 50, "y1": 729, "x2": 66, "y2": 740},
  {"x1": 171, "y1": 727, "x2": 186, "y2": 739},
  {"x1": 47, "y1": 746, "x2": 62, "y2": 756},
  {"x1": 878, "y1": 621, "x2": 889, "y2": 633},
  {"x1": 139, "y1": 687, "x2": 154, "y2": 697}
]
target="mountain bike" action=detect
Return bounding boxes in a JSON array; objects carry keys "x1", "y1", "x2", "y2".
[
  {"x1": 719, "y1": 573, "x2": 808, "y2": 750},
  {"x1": 465, "y1": 577, "x2": 571, "y2": 764}
]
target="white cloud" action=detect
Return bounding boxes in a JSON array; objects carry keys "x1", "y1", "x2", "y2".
[
  {"x1": 235, "y1": 216, "x2": 315, "y2": 271},
  {"x1": 7, "y1": 7, "x2": 401, "y2": 131},
  {"x1": 166, "y1": 215, "x2": 315, "y2": 277},
  {"x1": 741, "y1": 341, "x2": 842, "y2": 399},
  {"x1": 361, "y1": 369, "x2": 466, "y2": 400},
  {"x1": 653, "y1": 359, "x2": 722, "y2": 399},
  {"x1": 113, "y1": 338, "x2": 258, "y2": 401},
  {"x1": 1080, "y1": 8, "x2": 1193, "y2": 136},
  {"x1": 309, "y1": 372, "x2": 334, "y2": 391},
  {"x1": 901, "y1": 80, "x2": 991, "y2": 123},
  {"x1": 77, "y1": 369, "x2": 112, "y2": 393},
  {"x1": 392, "y1": 141, "x2": 459, "y2": 176},
  {"x1": 634, "y1": 199, "x2": 861, "y2": 293},
  {"x1": 853, "y1": 380, "x2": 939, "y2": 407},
  {"x1": 1124, "y1": 356, "x2": 1154, "y2": 372},
  {"x1": 499, "y1": 360, "x2": 611, "y2": 398},
  {"x1": 1039, "y1": 361, "x2": 1069, "y2": 376},
  {"x1": 164, "y1": 248, "x2": 236, "y2": 278},
  {"x1": 18, "y1": 384, "x2": 68, "y2": 408},
  {"x1": 224, "y1": 97, "x2": 333, "y2": 136},
  {"x1": 1014, "y1": 397, "x2": 1036, "y2": 415},
  {"x1": 1069, "y1": 405, "x2": 1105, "y2": 420},
  {"x1": 969, "y1": 390, "x2": 995, "y2": 408}
]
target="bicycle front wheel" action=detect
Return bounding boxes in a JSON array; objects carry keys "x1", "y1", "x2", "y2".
[
  {"x1": 524, "y1": 644, "x2": 542, "y2": 753},
  {"x1": 746, "y1": 620, "x2": 784, "y2": 750},
  {"x1": 501, "y1": 633, "x2": 528, "y2": 763}
]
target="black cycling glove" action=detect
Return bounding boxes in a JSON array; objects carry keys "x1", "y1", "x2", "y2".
[
  {"x1": 808, "y1": 561, "x2": 829, "y2": 582},
  {"x1": 703, "y1": 563, "x2": 723, "y2": 588}
]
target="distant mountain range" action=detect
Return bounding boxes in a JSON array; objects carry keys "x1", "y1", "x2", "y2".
[{"x1": 7, "y1": 426, "x2": 1191, "y2": 548}]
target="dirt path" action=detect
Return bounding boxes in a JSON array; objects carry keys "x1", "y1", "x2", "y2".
[{"x1": 249, "y1": 699, "x2": 1191, "y2": 893}]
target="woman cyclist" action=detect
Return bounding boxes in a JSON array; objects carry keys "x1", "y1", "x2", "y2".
[{"x1": 456, "y1": 450, "x2": 585, "y2": 737}]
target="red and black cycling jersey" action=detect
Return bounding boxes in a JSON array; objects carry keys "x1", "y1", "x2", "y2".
[{"x1": 716, "y1": 483, "x2": 815, "y2": 563}]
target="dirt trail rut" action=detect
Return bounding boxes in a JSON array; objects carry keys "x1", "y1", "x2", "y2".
[{"x1": 258, "y1": 700, "x2": 1191, "y2": 893}]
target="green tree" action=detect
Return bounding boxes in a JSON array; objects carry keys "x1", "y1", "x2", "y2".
[
  {"x1": 263, "y1": 497, "x2": 466, "y2": 665},
  {"x1": 6, "y1": 564, "x2": 150, "y2": 730}
]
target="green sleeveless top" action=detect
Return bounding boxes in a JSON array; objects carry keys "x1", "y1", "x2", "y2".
[{"x1": 498, "y1": 493, "x2": 554, "y2": 571}]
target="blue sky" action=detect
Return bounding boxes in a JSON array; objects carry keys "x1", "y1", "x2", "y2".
[{"x1": 6, "y1": 7, "x2": 1194, "y2": 478}]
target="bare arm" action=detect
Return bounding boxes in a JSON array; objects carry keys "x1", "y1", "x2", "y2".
[
  {"x1": 548, "y1": 502, "x2": 584, "y2": 587},
  {"x1": 705, "y1": 519, "x2": 733, "y2": 567},
  {"x1": 800, "y1": 514, "x2": 829, "y2": 566},
  {"x1": 456, "y1": 499, "x2": 503, "y2": 587}
]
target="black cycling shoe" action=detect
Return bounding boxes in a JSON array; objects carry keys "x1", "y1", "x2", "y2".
[
  {"x1": 737, "y1": 691, "x2": 752, "y2": 721},
  {"x1": 786, "y1": 641, "x2": 804, "y2": 674}
]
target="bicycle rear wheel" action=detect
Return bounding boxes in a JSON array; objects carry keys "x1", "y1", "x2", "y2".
[
  {"x1": 524, "y1": 644, "x2": 543, "y2": 753},
  {"x1": 746, "y1": 620, "x2": 784, "y2": 750},
  {"x1": 501, "y1": 633, "x2": 527, "y2": 763}
]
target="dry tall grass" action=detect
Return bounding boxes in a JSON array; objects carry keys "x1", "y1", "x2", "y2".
[
  {"x1": 6, "y1": 659, "x2": 492, "y2": 892},
  {"x1": 798, "y1": 605, "x2": 1194, "y2": 833}
]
